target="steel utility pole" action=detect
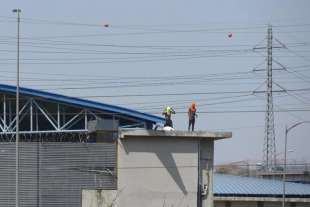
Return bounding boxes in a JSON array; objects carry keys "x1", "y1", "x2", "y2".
[
  {"x1": 12, "y1": 8, "x2": 21, "y2": 207},
  {"x1": 264, "y1": 24, "x2": 277, "y2": 171},
  {"x1": 282, "y1": 121, "x2": 310, "y2": 207}
]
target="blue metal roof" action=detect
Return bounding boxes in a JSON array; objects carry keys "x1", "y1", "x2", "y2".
[
  {"x1": 0, "y1": 84, "x2": 165, "y2": 124},
  {"x1": 214, "y1": 174, "x2": 310, "y2": 197}
]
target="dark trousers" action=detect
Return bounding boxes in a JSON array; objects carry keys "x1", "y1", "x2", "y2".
[
  {"x1": 188, "y1": 118, "x2": 195, "y2": 131},
  {"x1": 164, "y1": 118, "x2": 173, "y2": 128}
]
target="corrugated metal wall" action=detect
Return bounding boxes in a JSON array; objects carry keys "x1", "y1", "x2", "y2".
[{"x1": 0, "y1": 142, "x2": 117, "y2": 207}]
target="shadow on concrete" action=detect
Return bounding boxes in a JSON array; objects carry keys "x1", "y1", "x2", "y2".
[{"x1": 121, "y1": 137, "x2": 197, "y2": 195}]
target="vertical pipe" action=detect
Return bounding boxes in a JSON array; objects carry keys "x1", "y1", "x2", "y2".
[
  {"x1": 30, "y1": 99, "x2": 33, "y2": 131},
  {"x1": 36, "y1": 107, "x2": 39, "y2": 131},
  {"x1": 9, "y1": 98, "x2": 12, "y2": 125},
  {"x1": 3, "y1": 95, "x2": 6, "y2": 130},
  {"x1": 112, "y1": 114, "x2": 117, "y2": 139},
  {"x1": 62, "y1": 107, "x2": 65, "y2": 126},
  {"x1": 14, "y1": 9, "x2": 21, "y2": 207},
  {"x1": 84, "y1": 110, "x2": 88, "y2": 130},
  {"x1": 282, "y1": 126, "x2": 288, "y2": 207},
  {"x1": 57, "y1": 104, "x2": 60, "y2": 130},
  {"x1": 36, "y1": 136, "x2": 40, "y2": 207}
]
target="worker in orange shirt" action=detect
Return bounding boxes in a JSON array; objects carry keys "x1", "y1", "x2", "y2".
[{"x1": 188, "y1": 102, "x2": 197, "y2": 131}]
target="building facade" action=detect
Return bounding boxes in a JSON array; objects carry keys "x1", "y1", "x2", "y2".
[
  {"x1": 117, "y1": 129, "x2": 231, "y2": 207},
  {"x1": 0, "y1": 84, "x2": 164, "y2": 207},
  {"x1": 214, "y1": 174, "x2": 310, "y2": 207},
  {"x1": 0, "y1": 84, "x2": 232, "y2": 207}
]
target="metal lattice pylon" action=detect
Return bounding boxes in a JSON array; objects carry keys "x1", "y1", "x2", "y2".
[{"x1": 263, "y1": 24, "x2": 277, "y2": 171}]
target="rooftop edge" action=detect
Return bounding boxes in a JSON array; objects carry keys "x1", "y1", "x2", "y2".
[{"x1": 119, "y1": 129, "x2": 232, "y2": 140}]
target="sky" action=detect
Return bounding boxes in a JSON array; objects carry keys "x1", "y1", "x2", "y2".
[{"x1": 1, "y1": 0, "x2": 309, "y2": 164}]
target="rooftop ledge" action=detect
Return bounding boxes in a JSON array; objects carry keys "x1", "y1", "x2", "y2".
[{"x1": 119, "y1": 129, "x2": 232, "y2": 140}]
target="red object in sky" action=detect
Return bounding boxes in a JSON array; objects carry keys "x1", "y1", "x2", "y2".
[{"x1": 228, "y1": 32, "x2": 232, "y2": 38}]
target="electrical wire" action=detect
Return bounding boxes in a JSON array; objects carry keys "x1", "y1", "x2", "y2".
[{"x1": 74, "y1": 88, "x2": 310, "y2": 98}]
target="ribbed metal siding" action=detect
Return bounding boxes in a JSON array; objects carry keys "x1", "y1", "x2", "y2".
[
  {"x1": 0, "y1": 142, "x2": 116, "y2": 207},
  {"x1": 214, "y1": 174, "x2": 310, "y2": 196},
  {"x1": 0, "y1": 143, "x2": 17, "y2": 207}
]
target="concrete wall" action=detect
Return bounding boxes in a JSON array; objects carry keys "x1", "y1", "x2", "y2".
[
  {"x1": 82, "y1": 190, "x2": 118, "y2": 207},
  {"x1": 117, "y1": 137, "x2": 199, "y2": 207}
]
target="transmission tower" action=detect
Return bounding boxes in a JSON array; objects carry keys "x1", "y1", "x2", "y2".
[
  {"x1": 264, "y1": 24, "x2": 276, "y2": 171},
  {"x1": 253, "y1": 25, "x2": 286, "y2": 171}
]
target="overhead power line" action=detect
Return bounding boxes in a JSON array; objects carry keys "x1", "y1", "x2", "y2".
[
  {"x1": 75, "y1": 88, "x2": 310, "y2": 98},
  {"x1": 146, "y1": 109, "x2": 310, "y2": 114}
]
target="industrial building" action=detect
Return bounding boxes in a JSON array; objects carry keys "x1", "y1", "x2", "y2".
[
  {"x1": 82, "y1": 129, "x2": 231, "y2": 207},
  {"x1": 2, "y1": 84, "x2": 309, "y2": 207},
  {"x1": 0, "y1": 84, "x2": 231, "y2": 207},
  {"x1": 215, "y1": 161, "x2": 310, "y2": 184},
  {"x1": 214, "y1": 174, "x2": 310, "y2": 207}
]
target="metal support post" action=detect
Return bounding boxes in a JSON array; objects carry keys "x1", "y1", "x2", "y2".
[
  {"x1": 84, "y1": 110, "x2": 88, "y2": 130},
  {"x1": 282, "y1": 126, "x2": 288, "y2": 207},
  {"x1": 36, "y1": 107, "x2": 39, "y2": 131},
  {"x1": 12, "y1": 8, "x2": 21, "y2": 207},
  {"x1": 30, "y1": 99, "x2": 33, "y2": 131},
  {"x1": 282, "y1": 121, "x2": 310, "y2": 207},
  {"x1": 9, "y1": 99, "x2": 12, "y2": 124},
  {"x1": 3, "y1": 95, "x2": 6, "y2": 130},
  {"x1": 57, "y1": 104, "x2": 60, "y2": 130}
]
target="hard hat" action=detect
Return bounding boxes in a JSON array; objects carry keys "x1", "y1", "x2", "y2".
[{"x1": 191, "y1": 101, "x2": 196, "y2": 112}]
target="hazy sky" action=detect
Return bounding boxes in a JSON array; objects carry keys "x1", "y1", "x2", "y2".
[{"x1": 1, "y1": 0, "x2": 309, "y2": 164}]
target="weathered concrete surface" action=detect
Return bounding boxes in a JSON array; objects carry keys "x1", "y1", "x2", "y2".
[
  {"x1": 116, "y1": 129, "x2": 231, "y2": 207},
  {"x1": 117, "y1": 137, "x2": 199, "y2": 207},
  {"x1": 119, "y1": 129, "x2": 232, "y2": 140},
  {"x1": 82, "y1": 190, "x2": 118, "y2": 207},
  {"x1": 200, "y1": 140, "x2": 214, "y2": 207},
  {"x1": 82, "y1": 129, "x2": 231, "y2": 207}
]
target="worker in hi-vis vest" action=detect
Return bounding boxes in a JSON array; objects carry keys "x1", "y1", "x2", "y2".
[
  {"x1": 188, "y1": 102, "x2": 197, "y2": 131},
  {"x1": 162, "y1": 106, "x2": 175, "y2": 128}
]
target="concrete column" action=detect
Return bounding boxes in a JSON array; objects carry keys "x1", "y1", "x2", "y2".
[{"x1": 200, "y1": 139, "x2": 214, "y2": 207}]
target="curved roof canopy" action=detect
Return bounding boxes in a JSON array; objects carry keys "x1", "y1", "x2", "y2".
[{"x1": 0, "y1": 84, "x2": 164, "y2": 135}]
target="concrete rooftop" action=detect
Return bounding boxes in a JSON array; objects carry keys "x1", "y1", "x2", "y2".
[{"x1": 119, "y1": 129, "x2": 232, "y2": 140}]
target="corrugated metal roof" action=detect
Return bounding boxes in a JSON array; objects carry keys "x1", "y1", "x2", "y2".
[
  {"x1": 214, "y1": 174, "x2": 310, "y2": 197},
  {"x1": 0, "y1": 84, "x2": 164, "y2": 124}
]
